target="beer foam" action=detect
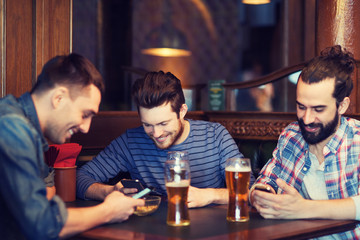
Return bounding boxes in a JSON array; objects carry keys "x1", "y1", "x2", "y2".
[
  {"x1": 166, "y1": 180, "x2": 190, "y2": 187},
  {"x1": 225, "y1": 166, "x2": 251, "y2": 172}
]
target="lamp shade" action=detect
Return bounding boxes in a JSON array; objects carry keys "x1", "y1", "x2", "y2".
[
  {"x1": 242, "y1": 0, "x2": 270, "y2": 4},
  {"x1": 141, "y1": 24, "x2": 191, "y2": 57}
]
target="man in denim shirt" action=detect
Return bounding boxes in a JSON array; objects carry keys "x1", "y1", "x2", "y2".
[
  {"x1": 0, "y1": 54, "x2": 144, "y2": 239},
  {"x1": 250, "y1": 46, "x2": 360, "y2": 238}
]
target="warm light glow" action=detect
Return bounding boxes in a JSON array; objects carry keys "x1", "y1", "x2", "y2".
[
  {"x1": 242, "y1": 0, "x2": 270, "y2": 4},
  {"x1": 141, "y1": 48, "x2": 192, "y2": 57}
]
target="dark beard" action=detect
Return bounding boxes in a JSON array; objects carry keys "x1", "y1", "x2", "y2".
[
  {"x1": 298, "y1": 113, "x2": 339, "y2": 145},
  {"x1": 169, "y1": 120, "x2": 184, "y2": 148},
  {"x1": 152, "y1": 120, "x2": 185, "y2": 149}
]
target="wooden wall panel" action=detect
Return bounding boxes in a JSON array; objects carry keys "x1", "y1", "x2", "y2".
[
  {"x1": 316, "y1": 0, "x2": 360, "y2": 114},
  {"x1": 0, "y1": 0, "x2": 4, "y2": 97},
  {"x1": 286, "y1": 0, "x2": 304, "y2": 66},
  {"x1": 5, "y1": 0, "x2": 33, "y2": 97},
  {"x1": 35, "y1": 0, "x2": 71, "y2": 79},
  {"x1": 0, "y1": 0, "x2": 71, "y2": 98},
  {"x1": 304, "y1": 0, "x2": 316, "y2": 61}
]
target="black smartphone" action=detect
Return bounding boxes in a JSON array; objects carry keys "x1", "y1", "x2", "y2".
[
  {"x1": 255, "y1": 184, "x2": 272, "y2": 193},
  {"x1": 120, "y1": 179, "x2": 145, "y2": 192}
]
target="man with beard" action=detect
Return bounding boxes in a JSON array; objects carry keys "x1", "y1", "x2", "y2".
[
  {"x1": 250, "y1": 45, "x2": 360, "y2": 238},
  {"x1": 0, "y1": 53, "x2": 144, "y2": 239},
  {"x1": 77, "y1": 71, "x2": 254, "y2": 208}
]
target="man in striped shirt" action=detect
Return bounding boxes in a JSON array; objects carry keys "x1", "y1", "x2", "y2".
[
  {"x1": 77, "y1": 71, "x2": 254, "y2": 208},
  {"x1": 250, "y1": 45, "x2": 360, "y2": 238}
]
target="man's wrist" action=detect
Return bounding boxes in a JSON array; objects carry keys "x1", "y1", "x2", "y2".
[
  {"x1": 210, "y1": 188, "x2": 228, "y2": 205},
  {"x1": 85, "y1": 183, "x2": 115, "y2": 200}
]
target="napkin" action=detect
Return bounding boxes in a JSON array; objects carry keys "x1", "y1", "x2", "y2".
[{"x1": 44, "y1": 143, "x2": 82, "y2": 167}]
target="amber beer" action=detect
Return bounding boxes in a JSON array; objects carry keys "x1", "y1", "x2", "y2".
[
  {"x1": 166, "y1": 180, "x2": 190, "y2": 226},
  {"x1": 226, "y1": 161, "x2": 251, "y2": 222},
  {"x1": 165, "y1": 154, "x2": 190, "y2": 226}
]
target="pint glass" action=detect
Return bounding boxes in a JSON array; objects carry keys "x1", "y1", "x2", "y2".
[
  {"x1": 165, "y1": 151, "x2": 190, "y2": 226},
  {"x1": 225, "y1": 157, "x2": 251, "y2": 222}
]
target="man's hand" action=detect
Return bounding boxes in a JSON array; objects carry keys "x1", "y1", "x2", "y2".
[
  {"x1": 61, "y1": 191, "x2": 145, "y2": 238},
  {"x1": 102, "y1": 191, "x2": 144, "y2": 223},
  {"x1": 114, "y1": 180, "x2": 139, "y2": 196},
  {"x1": 187, "y1": 186, "x2": 228, "y2": 208},
  {"x1": 252, "y1": 178, "x2": 309, "y2": 219},
  {"x1": 46, "y1": 186, "x2": 56, "y2": 200}
]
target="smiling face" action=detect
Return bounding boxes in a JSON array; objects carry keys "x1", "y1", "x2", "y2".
[
  {"x1": 296, "y1": 77, "x2": 341, "y2": 145},
  {"x1": 139, "y1": 102, "x2": 188, "y2": 149},
  {"x1": 45, "y1": 84, "x2": 101, "y2": 144}
]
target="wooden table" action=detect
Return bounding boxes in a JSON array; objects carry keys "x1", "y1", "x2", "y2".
[{"x1": 67, "y1": 198, "x2": 359, "y2": 240}]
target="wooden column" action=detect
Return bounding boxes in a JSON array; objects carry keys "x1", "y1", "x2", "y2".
[
  {"x1": 35, "y1": 0, "x2": 72, "y2": 79},
  {"x1": 316, "y1": 0, "x2": 360, "y2": 113},
  {"x1": 4, "y1": 0, "x2": 33, "y2": 97},
  {"x1": 0, "y1": 0, "x2": 71, "y2": 98}
]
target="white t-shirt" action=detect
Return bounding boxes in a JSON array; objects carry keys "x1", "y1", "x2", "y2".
[{"x1": 302, "y1": 152, "x2": 360, "y2": 220}]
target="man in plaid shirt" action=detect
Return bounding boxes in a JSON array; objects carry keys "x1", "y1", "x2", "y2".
[{"x1": 250, "y1": 45, "x2": 360, "y2": 238}]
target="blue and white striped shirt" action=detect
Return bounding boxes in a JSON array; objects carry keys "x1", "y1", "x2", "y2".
[{"x1": 77, "y1": 119, "x2": 253, "y2": 198}]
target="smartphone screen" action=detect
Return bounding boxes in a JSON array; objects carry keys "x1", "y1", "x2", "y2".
[{"x1": 132, "y1": 188, "x2": 151, "y2": 199}]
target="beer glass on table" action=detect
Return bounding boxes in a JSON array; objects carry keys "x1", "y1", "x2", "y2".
[
  {"x1": 165, "y1": 151, "x2": 190, "y2": 226},
  {"x1": 225, "y1": 157, "x2": 251, "y2": 222}
]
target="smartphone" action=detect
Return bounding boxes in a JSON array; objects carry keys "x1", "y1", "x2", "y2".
[
  {"x1": 255, "y1": 184, "x2": 272, "y2": 193},
  {"x1": 120, "y1": 179, "x2": 145, "y2": 192},
  {"x1": 132, "y1": 188, "x2": 152, "y2": 199}
]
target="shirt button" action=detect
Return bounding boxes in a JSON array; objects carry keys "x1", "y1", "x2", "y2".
[{"x1": 303, "y1": 167, "x2": 308, "y2": 171}]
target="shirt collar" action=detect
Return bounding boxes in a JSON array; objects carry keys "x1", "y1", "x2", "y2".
[{"x1": 18, "y1": 92, "x2": 49, "y2": 151}]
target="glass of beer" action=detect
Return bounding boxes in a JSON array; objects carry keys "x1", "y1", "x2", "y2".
[
  {"x1": 165, "y1": 151, "x2": 190, "y2": 226},
  {"x1": 225, "y1": 157, "x2": 251, "y2": 222}
]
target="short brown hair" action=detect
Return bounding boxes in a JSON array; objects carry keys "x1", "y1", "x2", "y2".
[
  {"x1": 131, "y1": 71, "x2": 185, "y2": 117},
  {"x1": 31, "y1": 53, "x2": 104, "y2": 97}
]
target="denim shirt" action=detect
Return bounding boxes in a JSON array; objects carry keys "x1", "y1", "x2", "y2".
[{"x1": 0, "y1": 93, "x2": 67, "y2": 239}]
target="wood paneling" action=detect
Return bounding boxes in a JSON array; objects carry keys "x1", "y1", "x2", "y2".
[
  {"x1": 35, "y1": 0, "x2": 71, "y2": 78},
  {"x1": 316, "y1": 0, "x2": 360, "y2": 114},
  {"x1": 0, "y1": 0, "x2": 71, "y2": 98},
  {"x1": 206, "y1": 111, "x2": 296, "y2": 141},
  {"x1": 304, "y1": 0, "x2": 316, "y2": 61},
  {"x1": 6, "y1": 0, "x2": 33, "y2": 97},
  {"x1": 0, "y1": 0, "x2": 4, "y2": 96}
]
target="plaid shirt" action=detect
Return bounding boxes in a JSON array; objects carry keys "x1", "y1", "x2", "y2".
[{"x1": 256, "y1": 116, "x2": 360, "y2": 239}]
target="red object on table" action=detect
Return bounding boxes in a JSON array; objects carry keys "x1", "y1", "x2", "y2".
[{"x1": 44, "y1": 143, "x2": 82, "y2": 167}]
